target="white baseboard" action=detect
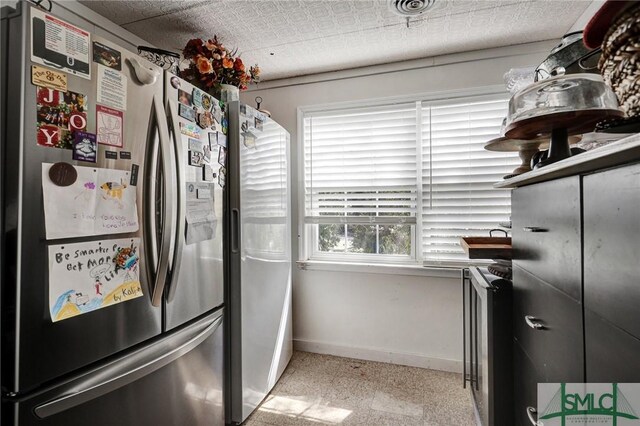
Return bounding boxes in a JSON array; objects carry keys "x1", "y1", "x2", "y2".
[{"x1": 293, "y1": 339, "x2": 462, "y2": 373}]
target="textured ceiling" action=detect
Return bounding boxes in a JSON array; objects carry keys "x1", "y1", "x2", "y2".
[{"x1": 79, "y1": 0, "x2": 591, "y2": 81}]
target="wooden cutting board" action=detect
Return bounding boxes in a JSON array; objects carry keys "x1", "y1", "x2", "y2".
[{"x1": 460, "y1": 237, "x2": 512, "y2": 260}]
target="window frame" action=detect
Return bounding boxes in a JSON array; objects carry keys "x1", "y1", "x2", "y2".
[{"x1": 297, "y1": 85, "x2": 511, "y2": 267}]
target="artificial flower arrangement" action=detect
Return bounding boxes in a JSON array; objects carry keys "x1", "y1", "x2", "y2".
[{"x1": 180, "y1": 36, "x2": 260, "y2": 93}]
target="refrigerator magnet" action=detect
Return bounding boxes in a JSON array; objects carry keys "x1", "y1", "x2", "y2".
[
  {"x1": 218, "y1": 166, "x2": 226, "y2": 188},
  {"x1": 31, "y1": 65, "x2": 67, "y2": 92},
  {"x1": 48, "y1": 162, "x2": 78, "y2": 187},
  {"x1": 170, "y1": 76, "x2": 181, "y2": 89},
  {"x1": 36, "y1": 87, "x2": 88, "y2": 150},
  {"x1": 212, "y1": 103, "x2": 223, "y2": 122},
  {"x1": 221, "y1": 117, "x2": 228, "y2": 135},
  {"x1": 119, "y1": 151, "x2": 132, "y2": 160},
  {"x1": 92, "y1": 41, "x2": 122, "y2": 71},
  {"x1": 178, "y1": 103, "x2": 196, "y2": 122},
  {"x1": 208, "y1": 132, "x2": 218, "y2": 147},
  {"x1": 217, "y1": 133, "x2": 227, "y2": 148},
  {"x1": 31, "y1": 8, "x2": 91, "y2": 80},
  {"x1": 188, "y1": 150, "x2": 205, "y2": 167},
  {"x1": 130, "y1": 164, "x2": 139, "y2": 186},
  {"x1": 203, "y1": 143, "x2": 212, "y2": 163},
  {"x1": 242, "y1": 131, "x2": 257, "y2": 149},
  {"x1": 178, "y1": 89, "x2": 192, "y2": 106},
  {"x1": 211, "y1": 117, "x2": 222, "y2": 133},
  {"x1": 202, "y1": 165, "x2": 215, "y2": 182},
  {"x1": 201, "y1": 94, "x2": 212, "y2": 111},
  {"x1": 196, "y1": 111, "x2": 213, "y2": 129},
  {"x1": 72, "y1": 131, "x2": 97, "y2": 163},
  {"x1": 196, "y1": 186, "x2": 212, "y2": 200},
  {"x1": 192, "y1": 88, "x2": 203, "y2": 109},
  {"x1": 96, "y1": 105, "x2": 124, "y2": 148},
  {"x1": 188, "y1": 138, "x2": 204, "y2": 153},
  {"x1": 240, "y1": 104, "x2": 247, "y2": 115},
  {"x1": 217, "y1": 147, "x2": 227, "y2": 166},
  {"x1": 254, "y1": 117, "x2": 264, "y2": 131},
  {"x1": 179, "y1": 122, "x2": 201, "y2": 138},
  {"x1": 105, "y1": 150, "x2": 118, "y2": 159}
]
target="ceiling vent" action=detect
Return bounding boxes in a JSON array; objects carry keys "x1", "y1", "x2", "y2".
[{"x1": 388, "y1": 0, "x2": 436, "y2": 17}]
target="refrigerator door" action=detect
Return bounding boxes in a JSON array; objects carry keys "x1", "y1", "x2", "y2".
[
  {"x1": 6, "y1": 309, "x2": 224, "y2": 426},
  {"x1": 228, "y1": 102, "x2": 293, "y2": 423},
  {"x1": 2, "y1": 4, "x2": 164, "y2": 393},
  {"x1": 164, "y1": 73, "x2": 224, "y2": 331}
]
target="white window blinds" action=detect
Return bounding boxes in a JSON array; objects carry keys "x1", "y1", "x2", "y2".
[
  {"x1": 421, "y1": 96, "x2": 519, "y2": 262},
  {"x1": 301, "y1": 93, "x2": 519, "y2": 265},
  {"x1": 303, "y1": 103, "x2": 418, "y2": 224}
]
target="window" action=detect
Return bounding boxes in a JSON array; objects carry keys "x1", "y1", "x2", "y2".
[{"x1": 302, "y1": 93, "x2": 519, "y2": 265}]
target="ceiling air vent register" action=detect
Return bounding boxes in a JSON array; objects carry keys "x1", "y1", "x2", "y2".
[{"x1": 388, "y1": 0, "x2": 437, "y2": 17}]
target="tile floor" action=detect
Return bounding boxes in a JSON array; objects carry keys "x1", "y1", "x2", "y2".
[{"x1": 243, "y1": 351, "x2": 476, "y2": 426}]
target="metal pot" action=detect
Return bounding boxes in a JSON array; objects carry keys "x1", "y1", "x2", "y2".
[{"x1": 535, "y1": 31, "x2": 601, "y2": 81}]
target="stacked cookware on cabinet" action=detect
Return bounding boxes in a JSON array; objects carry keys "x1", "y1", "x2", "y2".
[{"x1": 486, "y1": 3, "x2": 640, "y2": 178}]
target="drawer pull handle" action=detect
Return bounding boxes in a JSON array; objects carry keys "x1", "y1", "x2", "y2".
[
  {"x1": 526, "y1": 406, "x2": 539, "y2": 425},
  {"x1": 525, "y1": 315, "x2": 544, "y2": 330},
  {"x1": 523, "y1": 226, "x2": 547, "y2": 233}
]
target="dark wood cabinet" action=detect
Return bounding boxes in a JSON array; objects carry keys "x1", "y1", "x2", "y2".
[
  {"x1": 583, "y1": 163, "x2": 640, "y2": 340},
  {"x1": 510, "y1": 161, "x2": 640, "y2": 423},
  {"x1": 512, "y1": 176, "x2": 582, "y2": 302},
  {"x1": 584, "y1": 308, "x2": 640, "y2": 383},
  {"x1": 513, "y1": 341, "x2": 541, "y2": 426},
  {"x1": 512, "y1": 265, "x2": 583, "y2": 382}
]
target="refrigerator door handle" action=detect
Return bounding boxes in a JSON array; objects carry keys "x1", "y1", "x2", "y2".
[
  {"x1": 165, "y1": 100, "x2": 185, "y2": 302},
  {"x1": 33, "y1": 312, "x2": 223, "y2": 419},
  {"x1": 145, "y1": 94, "x2": 175, "y2": 307},
  {"x1": 231, "y1": 208, "x2": 240, "y2": 253}
]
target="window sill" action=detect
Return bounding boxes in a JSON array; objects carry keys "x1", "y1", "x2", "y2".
[{"x1": 296, "y1": 260, "x2": 464, "y2": 279}]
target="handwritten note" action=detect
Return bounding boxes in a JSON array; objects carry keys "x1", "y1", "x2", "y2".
[
  {"x1": 42, "y1": 163, "x2": 139, "y2": 239},
  {"x1": 48, "y1": 238, "x2": 143, "y2": 322}
]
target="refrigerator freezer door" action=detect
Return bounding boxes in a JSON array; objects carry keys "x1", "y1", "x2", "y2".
[
  {"x1": 228, "y1": 102, "x2": 293, "y2": 423},
  {"x1": 7, "y1": 309, "x2": 224, "y2": 426},
  {"x1": 2, "y1": 6, "x2": 163, "y2": 393},
  {"x1": 164, "y1": 73, "x2": 224, "y2": 331}
]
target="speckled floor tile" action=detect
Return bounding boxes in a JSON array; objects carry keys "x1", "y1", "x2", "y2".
[
  {"x1": 371, "y1": 382, "x2": 425, "y2": 418},
  {"x1": 242, "y1": 351, "x2": 475, "y2": 426},
  {"x1": 383, "y1": 364, "x2": 440, "y2": 391},
  {"x1": 243, "y1": 420, "x2": 272, "y2": 426},
  {"x1": 275, "y1": 368, "x2": 335, "y2": 398},
  {"x1": 332, "y1": 357, "x2": 386, "y2": 383},
  {"x1": 423, "y1": 386, "x2": 475, "y2": 426},
  {"x1": 323, "y1": 376, "x2": 376, "y2": 410},
  {"x1": 366, "y1": 410, "x2": 425, "y2": 425},
  {"x1": 254, "y1": 394, "x2": 325, "y2": 425},
  {"x1": 423, "y1": 401, "x2": 476, "y2": 426}
]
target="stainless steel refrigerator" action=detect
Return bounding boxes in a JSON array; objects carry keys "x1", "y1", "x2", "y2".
[
  {"x1": 1, "y1": 2, "x2": 224, "y2": 424},
  {"x1": 227, "y1": 102, "x2": 292, "y2": 424}
]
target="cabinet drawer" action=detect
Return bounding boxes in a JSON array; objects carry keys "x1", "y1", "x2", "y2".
[
  {"x1": 585, "y1": 308, "x2": 640, "y2": 383},
  {"x1": 512, "y1": 176, "x2": 581, "y2": 301},
  {"x1": 513, "y1": 341, "x2": 541, "y2": 426},
  {"x1": 584, "y1": 163, "x2": 640, "y2": 339},
  {"x1": 512, "y1": 265, "x2": 584, "y2": 382}
]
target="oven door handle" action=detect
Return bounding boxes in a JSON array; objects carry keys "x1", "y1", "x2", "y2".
[{"x1": 462, "y1": 269, "x2": 468, "y2": 388}]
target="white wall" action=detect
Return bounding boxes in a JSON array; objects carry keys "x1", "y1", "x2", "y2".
[{"x1": 241, "y1": 40, "x2": 556, "y2": 372}]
